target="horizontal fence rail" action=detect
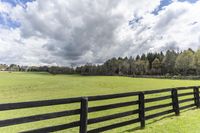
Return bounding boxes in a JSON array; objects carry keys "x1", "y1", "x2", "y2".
[{"x1": 0, "y1": 86, "x2": 199, "y2": 133}]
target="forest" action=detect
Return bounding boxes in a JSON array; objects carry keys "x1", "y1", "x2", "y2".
[
  {"x1": 77, "y1": 48, "x2": 200, "y2": 76},
  {"x1": 1, "y1": 48, "x2": 200, "y2": 76}
]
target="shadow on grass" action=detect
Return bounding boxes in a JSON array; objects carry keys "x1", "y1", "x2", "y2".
[{"x1": 120, "y1": 107, "x2": 197, "y2": 133}]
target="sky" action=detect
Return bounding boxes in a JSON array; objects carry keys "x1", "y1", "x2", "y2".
[{"x1": 0, "y1": 0, "x2": 200, "y2": 66}]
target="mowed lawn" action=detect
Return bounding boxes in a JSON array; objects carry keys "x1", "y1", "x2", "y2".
[{"x1": 0, "y1": 72, "x2": 200, "y2": 132}]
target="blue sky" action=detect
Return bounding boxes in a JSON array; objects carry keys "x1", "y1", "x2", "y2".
[
  {"x1": 0, "y1": 0, "x2": 33, "y2": 28},
  {"x1": 153, "y1": 0, "x2": 173, "y2": 15},
  {"x1": 1, "y1": 0, "x2": 33, "y2": 6},
  {"x1": 153, "y1": 0, "x2": 198, "y2": 15},
  {"x1": 0, "y1": 12, "x2": 20, "y2": 28}
]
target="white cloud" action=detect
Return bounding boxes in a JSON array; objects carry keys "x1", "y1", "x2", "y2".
[
  {"x1": 0, "y1": 2, "x2": 11, "y2": 12},
  {"x1": 1, "y1": 0, "x2": 200, "y2": 66},
  {"x1": 151, "y1": 1, "x2": 200, "y2": 51},
  {"x1": 124, "y1": 0, "x2": 200, "y2": 53}
]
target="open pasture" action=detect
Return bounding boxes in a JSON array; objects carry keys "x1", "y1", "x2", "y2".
[{"x1": 0, "y1": 72, "x2": 200, "y2": 132}]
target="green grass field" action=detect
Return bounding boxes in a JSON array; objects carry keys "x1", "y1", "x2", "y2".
[{"x1": 0, "y1": 72, "x2": 200, "y2": 133}]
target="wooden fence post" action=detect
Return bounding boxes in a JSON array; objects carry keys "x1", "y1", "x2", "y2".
[
  {"x1": 139, "y1": 92, "x2": 145, "y2": 128},
  {"x1": 80, "y1": 97, "x2": 88, "y2": 133},
  {"x1": 193, "y1": 87, "x2": 200, "y2": 108},
  {"x1": 171, "y1": 89, "x2": 180, "y2": 115}
]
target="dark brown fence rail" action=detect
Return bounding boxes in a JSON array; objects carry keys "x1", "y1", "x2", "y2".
[{"x1": 0, "y1": 86, "x2": 200, "y2": 133}]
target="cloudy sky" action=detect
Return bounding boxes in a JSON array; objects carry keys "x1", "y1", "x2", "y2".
[{"x1": 0, "y1": 0, "x2": 200, "y2": 66}]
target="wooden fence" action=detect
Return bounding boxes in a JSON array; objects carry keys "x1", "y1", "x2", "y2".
[{"x1": 0, "y1": 86, "x2": 199, "y2": 133}]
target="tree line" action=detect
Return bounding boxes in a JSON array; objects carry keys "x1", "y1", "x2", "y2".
[
  {"x1": 0, "y1": 65, "x2": 75, "y2": 74},
  {"x1": 1, "y1": 48, "x2": 200, "y2": 76},
  {"x1": 76, "y1": 48, "x2": 200, "y2": 76}
]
